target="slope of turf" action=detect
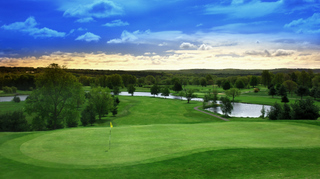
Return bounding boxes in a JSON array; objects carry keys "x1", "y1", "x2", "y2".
[{"x1": 1, "y1": 96, "x2": 320, "y2": 178}]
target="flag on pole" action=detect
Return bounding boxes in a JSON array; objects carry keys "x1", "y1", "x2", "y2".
[{"x1": 110, "y1": 122, "x2": 113, "y2": 128}]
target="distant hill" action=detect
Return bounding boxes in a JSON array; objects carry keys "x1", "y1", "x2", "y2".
[{"x1": 1, "y1": 66, "x2": 319, "y2": 77}]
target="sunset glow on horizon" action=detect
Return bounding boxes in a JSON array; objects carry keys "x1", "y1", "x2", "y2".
[{"x1": 0, "y1": 0, "x2": 319, "y2": 70}]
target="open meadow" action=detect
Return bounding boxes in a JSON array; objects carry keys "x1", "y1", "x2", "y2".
[{"x1": 1, "y1": 95, "x2": 320, "y2": 178}]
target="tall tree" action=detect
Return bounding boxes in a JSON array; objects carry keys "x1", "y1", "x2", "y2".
[
  {"x1": 250, "y1": 76, "x2": 258, "y2": 88},
  {"x1": 161, "y1": 86, "x2": 170, "y2": 99},
  {"x1": 220, "y1": 97, "x2": 233, "y2": 117},
  {"x1": 145, "y1": 75, "x2": 156, "y2": 85},
  {"x1": 282, "y1": 80, "x2": 298, "y2": 97},
  {"x1": 25, "y1": 64, "x2": 85, "y2": 130},
  {"x1": 200, "y1": 77, "x2": 207, "y2": 87},
  {"x1": 127, "y1": 84, "x2": 136, "y2": 96},
  {"x1": 295, "y1": 86, "x2": 310, "y2": 100},
  {"x1": 150, "y1": 84, "x2": 160, "y2": 97},
  {"x1": 261, "y1": 70, "x2": 272, "y2": 87},
  {"x1": 298, "y1": 71, "x2": 310, "y2": 87},
  {"x1": 89, "y1": 87, "x2": 113, "y2": 120},
  {"x1": 235, "y1": 79, "x2": 245, "y2": 89},
  {"x1": 225, "y1": 88, "x2": 241, "y2": 102},
  {"x1": 184, "y1": 89, "x2": 197, "y2": 103},
  {"x1": 222, "y1": 81, "x2": 231, "y2": 90},
  {"x1": 268, "y1": 86, "x2": 277, "y2": 98}
]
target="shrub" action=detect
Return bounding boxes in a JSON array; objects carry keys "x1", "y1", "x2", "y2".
[
  {"x1": 290, "y1": 98, "x2": 320, "y2": 120},
  {"x1": 12, "y1": 96, "x2": 21, "y2": 103},
  {"x1": 279, "y1": 103, "x2": 291, "y2": 119},
  {"x1": 81, "y1": 104, "x2": 96, "y2": 126},
  {"x1": 0, "y1": 111, "x2": 29, "y2": 132},
  {"x1": 2, "y1": 86, "x2": 12, "y2": 94},
  {"x1": 254, "y1": 88, "x2": 260, "y2": 93},
  {"x1": 11, "y1": 86, "x2": 17, "y2": 93},
  {"x1": 66, "y1": 110, "x2": 79, "y2": 128},
  {"x1": 32, "y1": 116, "x2": 47, "y2": 131},
  {"x1": 267, "y1": 102, "x2": 282, "y2": 120}
]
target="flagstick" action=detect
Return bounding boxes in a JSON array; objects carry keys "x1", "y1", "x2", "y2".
[{"x1": 109, "y1": 125, "x2": 112, "y2": 151}]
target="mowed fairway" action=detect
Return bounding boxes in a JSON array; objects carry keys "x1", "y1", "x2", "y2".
[{"x1": 1, "y1": 97, "x2": 320, "y2": 178}]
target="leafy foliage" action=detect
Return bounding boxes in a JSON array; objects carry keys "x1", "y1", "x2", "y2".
[
  {"x1": 290, "y1": 98, "x2": 320, "y2": 120},
  {"x1": 220, "y1": 97, "x2": 233, "y2": 117},
  {"x1": 25, "y1": 64, "x2": 85, "y2": 130},
  {"x1": 0, "y1": 110, "x2": 29, "y2": 132}
]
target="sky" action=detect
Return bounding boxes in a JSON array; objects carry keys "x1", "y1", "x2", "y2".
[{"x1": 0, "y1": 0, "x2": 319, "y2": 70}]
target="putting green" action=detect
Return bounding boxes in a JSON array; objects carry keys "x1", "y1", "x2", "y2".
[{"x1": 1, "y1": 122, "x2": 320, "y2": 169}]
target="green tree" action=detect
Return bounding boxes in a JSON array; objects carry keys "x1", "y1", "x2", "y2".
[
  {"x1": 267, "y1": 102, "x2": 282, "y2": 120},
  {"x1": 200, "y1": 77, "x2": 207, "y2": 87},
  {"x1": 310, "y1": 87, "x2": 320, "y2": 100},
  {"x1": 250, "y1": 76, "x2": 258, "y2": 88},
  {"x1": 127, "y1": 84, "x2": 136, "y2": 96},
  {"x1": 81, "y1": 103, "x2": 96, "y2": 126},
  {"x1": 113, "y1": 86, "x2": 121, "y2": 95},
  {"x1": 298, "y1": 71, "x2": 311, "y2": 87},
  {"x1": 279, "y1": 103, "x2": 291, "y2": 119},
  {"x1": 225, "y1": 88, "x2": 241, "y2": 102},
  {"x1": 89, "y1": 87, "x2": 113, "y2": 120},
  {"x1": 277, "y1": 85, "x2": 287, "y2": 97},
  {"x1": 283, "y1": 80, "x2": 298, "y2": 97},
  {"x1": 261, "y1": 70, "x2": 272, "y2": 87},
  {"x1": 172, "y1": 81, "x2": 183, "y2": 93},
  {"x1": 150, "y1": 84, "x2": 160, "y2": 97},
  {"x1": 184, "y1": 89, "x2": 197, "y2": 103},
  {"x1": 25, "y1": 64, "x2": 84, "y2": 130},
  {"x1": 268, "y1": 86, "x2": 277, "y2": 98},
  {"x1": 235, "y1": 79, "x2": 245, "y2": 89},
  {"x1": 161, "y1": 86, "x2": 170, "y2": 99},
  {"x1": 145, "y1": 75, "x2": 156, "y2": 85},
  {"x1": 220, "y1": 97, "x2": 233, "y2": 117},
  {"x1": 312, "y1": 75, "x2": 320, "y2": 87},
  {"x1": 222, "y1": 81, "x2": 231, "y2": 90},
  {"x1": 291, "y1": 98, "x2": 320, "y2": 120},
  {"x1": 295, "y1": 86, "x2": 310, "y2": 100}
]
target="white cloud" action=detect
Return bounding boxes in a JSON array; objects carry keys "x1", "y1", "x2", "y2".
[
  {"x1": 158, "y1": 42, "x2": 168, "y2": 46},
  {"x1": 284, "y1": 13, "x2": 320, "y2": 34},
  {"x1": 205, "y1": 0, "x2": 283, "y2": 19},
  {"x1": 103, "y1": 19, "x2": 129, "y2": 27},
  {"x1": 63, "y1": 1, "x2": 124, "y2": 19},
  {"x1": 1, "y1": 17, "x2": 66, "y2": 38},
  {"x1": 198, "y1": 44, "x2": 213, "y2": 50},
  {"x1": 180, "y1": 42, "x2": 197, "y2": 49},
  {"x1": 244, "y1": 49, "x2": 295, "y2": 57},
  {"x1": 75, "y1": 17, "x2": 95, "y2": 23},
  {"x1": 75, "y1": 32, "x2": 101, "y2": 42},
  {"x1": 107, "y1": 30, "x2": 188, "y2": 44}
]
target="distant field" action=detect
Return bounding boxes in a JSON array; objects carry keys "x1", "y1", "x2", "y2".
[{"x1": 1, "y1": 96, "x2": 320, "y2": 178}]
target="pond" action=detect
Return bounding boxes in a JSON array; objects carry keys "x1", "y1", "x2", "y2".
[
  {"x1": 0, "y1": 95, "x2": 29, "y2": 102},
  {"x1": 205, "y1": 103, "x2": 271, "y2": 118},
  {"x1": 0, "y1": 92, "x2": 270, "y2": 118}
]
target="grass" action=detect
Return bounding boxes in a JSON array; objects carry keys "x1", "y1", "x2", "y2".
[{"x1": 1, "y1": 91, "x2": 320, "y2": 178}]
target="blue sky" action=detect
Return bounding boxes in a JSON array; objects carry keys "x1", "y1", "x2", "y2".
[{"x1": 0, "y1": 0, "x2": 319, "y2": 70}]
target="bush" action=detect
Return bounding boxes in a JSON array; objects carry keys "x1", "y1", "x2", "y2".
[
  {"x1": 267, "y1": 102, "x2": 282, "y2": 120},
  {"x1": 254, "y1": 88, "x2": 260, "y2": 93},
  {"x1": 2, "y1": 86, "x2": 12, "y2": 94},
  {"x1": 0, "y1": 111, "x2": 29, "y2": 132},
  {"x1": 12, "y1": 96, "x2": 21, "y2": 103},
  {"x1": 66, "y1": 110, "x2": 79, "y2": 128},
  {"x1": 290, "y1": 98, "x2": 320, "y2": 120},
  {"x1": 279, "y1": 103, "x2": 291, "y2": 119},
  {"x1": 11, "y1": 86, "x2": 17, "y2": 93},
  {"x1": 32, "y1": 116, "x2": 47, "y2": 131},
  {"x1": 81, "y1": 104, "x2": 96, "y2": 126}
]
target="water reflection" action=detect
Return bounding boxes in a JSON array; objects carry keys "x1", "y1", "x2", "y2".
[
  {"x1": 206, "y1": 103, "x2": 271, "y2": 118},
  {"x1": 0, "y1": 92, "x2": 270, "y2": 118}
]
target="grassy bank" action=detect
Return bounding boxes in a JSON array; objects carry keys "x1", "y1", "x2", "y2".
[{"x1": 1, "y1": 96, "x2": 320, "y2": 178}]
